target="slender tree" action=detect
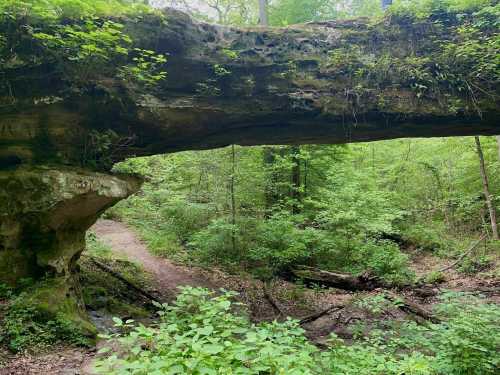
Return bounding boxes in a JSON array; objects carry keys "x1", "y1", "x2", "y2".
[
  {"x1": 230, "y1": 144, "x2": 237, "y2": 254},
  {"x1": 475, "y1": 136, "x2": 499, "y2": 239},
  {"x1": 290, "y1": 146, "x2": 302, "y2": 214},
  {"x1": 259, "y1": 0, "x2": 269, "y2": 26}
]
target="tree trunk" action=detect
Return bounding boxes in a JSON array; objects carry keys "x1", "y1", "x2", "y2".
[
  {"x1": 496, "y1": 136, "x2": 500, "y2": 162},
  {"x1": 475, "y1": 136, "x2": 499, "y2": 240},
  {"x1": 230, "y1": 144, "x2": 237, "y2": 255},
  {"x1": 290, "y1": 146, "x2": 302, "y2": 214},
  {"x1": 259, "y1": 0, "x2": 269, "y2": 26}
]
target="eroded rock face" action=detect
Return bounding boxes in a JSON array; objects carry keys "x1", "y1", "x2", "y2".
[
  {"x1": 1, "y1": 10, "x2": 498, "y2": 170},
  {"x1": 0, "y1": 168, "x2": 141, "y2": 285}
]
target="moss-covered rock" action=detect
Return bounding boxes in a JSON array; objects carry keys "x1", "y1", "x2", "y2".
[
  {"x1": 0, "y1": 8, "x2": 498, "y2": 170},
  {"x1": 3, "y1": 277, "x2": 96, "y2": 351}
]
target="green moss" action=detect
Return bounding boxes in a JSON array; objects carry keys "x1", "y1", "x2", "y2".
[
  {"x1": 79, "y1": 255, "x2": 153, "y2": 320},
  {"x1": 1, "y1": 277, "x2": 95, "y2": 352}
]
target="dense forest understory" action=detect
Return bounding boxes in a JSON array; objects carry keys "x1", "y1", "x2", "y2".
[
  {"x1": 1, "y1": 0, "x2": 500, "y2": 374},
  {"x1": 2, "y1": 137, "x2": 500, "y2": 374}
]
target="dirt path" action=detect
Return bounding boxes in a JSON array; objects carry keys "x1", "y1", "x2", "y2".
[{"x1": 91, "y1": 219, "x2": 214, "y2": 299}]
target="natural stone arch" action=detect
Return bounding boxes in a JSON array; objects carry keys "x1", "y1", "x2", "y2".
[{"x1": 0, "y1": 8, "x2": 498, "y2": 331}]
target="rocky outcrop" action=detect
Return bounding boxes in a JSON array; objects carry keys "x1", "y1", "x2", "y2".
[
  {"x1": 1, "y1": 10, "x2": 498, "y2": 170},
  {"x1": 0, "y1": 168, "x2": 141, "y2": 285}
]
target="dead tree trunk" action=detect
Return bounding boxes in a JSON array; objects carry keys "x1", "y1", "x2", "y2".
[
  {"x1": 475, "y1": 136, "x2": 499, "y2": 240},
  {"x1": 292, "y1": 266, "x2": 383, "y2": 291}
]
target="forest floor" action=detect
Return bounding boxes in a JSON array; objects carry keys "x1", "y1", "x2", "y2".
[{"x1": 1, "y1": 220, "x2": 499, "y2": 374}]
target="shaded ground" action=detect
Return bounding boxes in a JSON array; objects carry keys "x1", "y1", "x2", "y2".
[{"x1": 0, "y1": 347, "x2": 95, "y2": 375}]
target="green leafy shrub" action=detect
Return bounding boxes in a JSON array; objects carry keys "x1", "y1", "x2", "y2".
[
  {"x1": 393, "y1": 292, "x2": 500, "y2": 375},
  {"x1": 95, "y1": 288, "x2": 500, "y2": 374},
  {"x1": 430, "y1": 293, "x2": 500, "y2": 374},
  {"x1": 189, "y1": 218, "x2": 248, "y2": 266},
  {"x1": 357, "y1": 239, "x2": 415, "y2": 285},
  {"x1": 424, "y1": 270, "x2": 446, "y2": 284},
  {"x1": 0, "y1": 0, "x2": 152, "y2": 22},
  {"x1": 161, "y1": 200, "x2": 216, "y2": 242},
  {"x1": 1, "y1": 0, "x2": 166, "y2": 93},
  {"x1": 248, "y1": 214, "x2": 318, "y2": 277},
  {"x1": 458, "y1": 254, "x2": 494, "y2": 274},
  {"x1": 390, "y1": 0, "x2": 494, "y2": 19},
  {"x1": 95, "y1": 287, "x2": 320, "y2": 374},
  {"x1": 399, "y1": 222, "x2": 451, "y2": 252}
]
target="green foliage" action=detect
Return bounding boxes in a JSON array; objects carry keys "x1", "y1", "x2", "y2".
[
  {"x1": 119, "y1": 48, "x2": 168, "y2": 87},
  {"x1": 0, "y1": 0, "x2": 152, "y2": 22},
  {"x1": 390, "y1": 0, "x2": 494, "y2": 19},
  {"x1": 33, "y1": 20, "x2": 130, "y2": 64},
  {"x1": 1, "y1": 288, "x2": 90, "y2": 352},
  {"x1": 392, "y1": 292, "x2": 500, "y2": 374},
  {"x1": 315, "y1": 164, "x2": 403, "y2": 236},
  {"x1": 94, "y1": 287, "x2": 319, "y2": 374},
  {"x1": 268, "y1": 0, "x2": 383, "y2": 25},
  {"x1": 424, "y1": 270, "x2": 446, "y2": 284},
  {"x1": 458, "y1": 253, "x2": 494, "y2": 274},
  {"x1": 0, "y1": 283, "x2": 13, "y2": 300},
  {"x1": 94, "y1": 288, "x2": 500, "y2": 374},
  {"x1": 248, "y1": 214, "x2": 317, "y2": 277},
  {"x1": 1, "y1": 0, "x2": 167, "y2": 90}
]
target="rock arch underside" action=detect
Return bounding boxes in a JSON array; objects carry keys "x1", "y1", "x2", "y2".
[{"x1": 0, "y1": 8, "x2": 498, "y2": 331}]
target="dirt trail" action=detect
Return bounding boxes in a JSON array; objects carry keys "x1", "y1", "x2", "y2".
[{"x1": 91, "y1": 219, "x2": 214, "y2": 299}]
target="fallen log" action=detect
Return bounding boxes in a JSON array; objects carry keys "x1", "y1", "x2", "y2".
[
  {"x1": 89, "y1": 257, "x2": 162, "y2": 304},
  {"x1": 292, "y1": 266, "x2": 383, "y2": 291},
  {"x1": 263, "y1": 283, "x2": 285, "y2": 317}
]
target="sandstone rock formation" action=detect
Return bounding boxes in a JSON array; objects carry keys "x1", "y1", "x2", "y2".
[{"x1": 0, "y1": 7, "x2": 498, "y2": 328}]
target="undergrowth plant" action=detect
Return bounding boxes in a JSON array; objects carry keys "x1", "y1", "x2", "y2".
[
  {"x1": 0, "y1": 281, "x2": 91, "y2": 352},
  {"x1": 94, "y1": 287, "x2": 500, "y2": 375}
]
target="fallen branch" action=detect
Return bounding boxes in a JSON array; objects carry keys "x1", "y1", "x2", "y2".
[
  {"x1": 263, "y1": 283, "x2": 284, "y2": 317},
  {"x1": 292, "y1": 266, "x2": 383, "y2": 291},
  {"x1": 438, "y1": 234, "x2": 486, "y2": 273},
  {"x1": 385, "y1": 292, "x2": 441, "y2": 324},
  {"x1": 299, "y1": 304, "x2": 344, "y2": 325},
  {"x1": 89, "y1": 257, "x2": 162, "y2": 304}
]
